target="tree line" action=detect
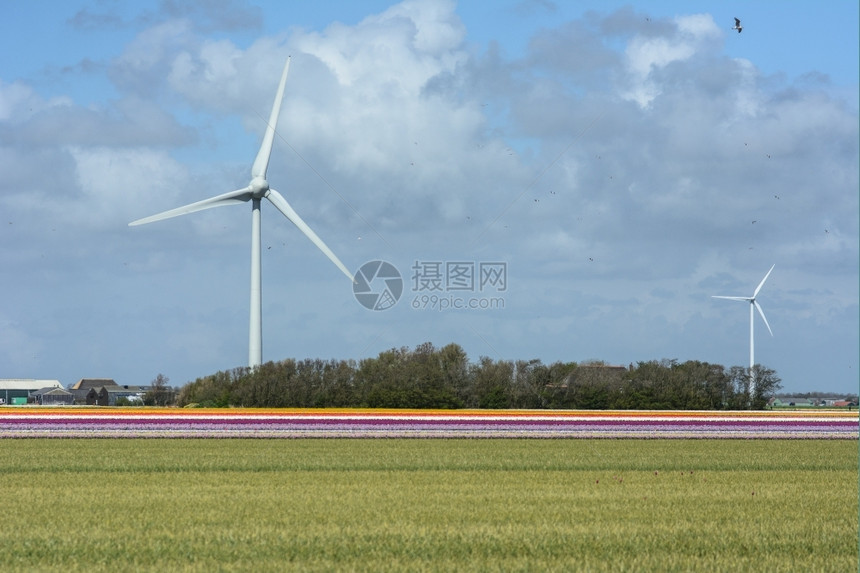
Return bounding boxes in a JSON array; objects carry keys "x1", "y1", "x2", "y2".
[{"x1": 176, "y1": 342, "x2": 781, "y2": 410}]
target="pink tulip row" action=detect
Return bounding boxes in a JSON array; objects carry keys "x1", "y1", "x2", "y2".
[{"x1": 0, "y1": 410, "x2": 856, "y2": 438}]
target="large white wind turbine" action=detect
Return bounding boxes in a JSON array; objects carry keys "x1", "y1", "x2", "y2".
[
  {"x1": 130, "y1": 56, "x2": 354, "y2": 369},
  {"x1": 712, "y1": 264, "x2": 775, "y2": 381}
]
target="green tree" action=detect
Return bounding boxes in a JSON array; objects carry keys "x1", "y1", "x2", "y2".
[
  {"x1": 233, "y1": 360, "x2": 299, "y2": 407},
  {"x1": 313, "y1": 359, "x2": 358, "y2": 407},
  {"x1": 177, "y1": 368, "x2": 242, "y2": 407},
  {"x1": 439, "y1": 343, "x2": 472, "y2": 405},
  {"x1": 726, "y1": 366, "x2": 751, "y2": 409},
  {"x1": 542, "y1": 361, "x2": 578, "y2": 408},
  {"x1": 170, "y1": 341, "x2": 782, "y2": 411},
  {"x1": 470, "y1": 357, "x2": 514, "y2": 409},
  {"x1": 510, "y1": 359, "x2": 549, "y2": 408},
  {"x1": 750, "y1": 365, "x2": 782, "y2": 409},
  {"x1": 565, "y1": 362, "x2": 626, "y2": 409},
  {"x1": 629, "y1": 360, "x2": 674, "y2": 409},
  {"x1": 358, "y1": 347, "x2": 410, "y2": 407}
]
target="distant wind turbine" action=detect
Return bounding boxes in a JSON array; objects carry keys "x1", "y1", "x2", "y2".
[
  {"x1": 130, "y1": 56, "x2": 354, "y2": 369},
  {"x1": 712, "y1": 264, "x2": 775, "y2": 389}
]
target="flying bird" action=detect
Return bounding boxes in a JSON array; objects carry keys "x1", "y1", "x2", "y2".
[{"x1": 732, "y1": 18, "x2": 743, "y2": 33}]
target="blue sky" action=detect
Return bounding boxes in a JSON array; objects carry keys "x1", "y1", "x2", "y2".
[{"x1": 1, "y1": 0, "x2": 857, "y2": 395}]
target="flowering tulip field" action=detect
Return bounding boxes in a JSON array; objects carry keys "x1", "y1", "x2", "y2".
[{"x1": 0, "y1": 407, "x2": 856, "y2": 438}]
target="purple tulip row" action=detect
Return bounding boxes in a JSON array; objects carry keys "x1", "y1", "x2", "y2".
[{"x1": 0, "y1": 413, "x2": 856, "y2": 438}]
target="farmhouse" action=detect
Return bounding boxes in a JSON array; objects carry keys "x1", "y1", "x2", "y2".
[
  {"x1": 70, "y1": 379, "x2": 148, "y2": 406},
  {"x1": 769, "y1": 396, "x2": 857, "y2": 408},
  {"x1": 85, "y1": 387, "x2": 110, "y2": 406},
  {"x1": 69, "y1": 378, "x2": 117, "y2": 402},
  {"x1": 70, "y1": 379, "x2": 118, "y2": 405},
  {"x1": 30, "y1": 386, "x2": 74, "y2": 406},
  {"x1": 0, "y1": 379, "x2": 62, "y2": 405}
]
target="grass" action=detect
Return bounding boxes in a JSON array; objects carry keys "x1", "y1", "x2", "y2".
[{"x1": 0, "y1": 439, "x2": 855, "y2": 572}]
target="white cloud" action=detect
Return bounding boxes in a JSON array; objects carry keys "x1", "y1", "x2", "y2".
[
  {"x1": 61, "y1": 146, "x2": 191, "y2": 228},
  {"x1": 622, "y1": 13, "x2": 721, "y2": 107},
  {"x1": 0, "y1": 80, "x2": 73, "y2": 123},
  {"x1": 0, "y1": 81, "x2": 37, "y2": 122}
]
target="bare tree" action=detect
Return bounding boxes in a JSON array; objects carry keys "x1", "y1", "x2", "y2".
[{"x1": 145, "y1": 373, "x2": 175, "y2": 406}]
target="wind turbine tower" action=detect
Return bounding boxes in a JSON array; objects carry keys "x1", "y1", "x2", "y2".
[
  {"x1": 712, "y1": 264, "x2": 775, "y2": 393},
  {"x1": 130, "y1": 57, "x2": 354, "y2": 369}
]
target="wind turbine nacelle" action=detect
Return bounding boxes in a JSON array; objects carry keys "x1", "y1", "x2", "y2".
[{"x1": 249, "y1": 176, "x2": 270, "y2": 199}]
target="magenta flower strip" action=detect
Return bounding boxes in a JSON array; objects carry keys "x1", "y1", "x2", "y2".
[{"x1": 0, "y1": 412, "x2": 856, "y2": 439}]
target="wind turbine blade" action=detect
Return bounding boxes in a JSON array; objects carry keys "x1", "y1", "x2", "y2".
[
  {"x1": 753, "y1": 264, "x2": 775, "y2": 297},
  {"x1": 129, "y1": 187, "x2": 253, "y2": 226},
  {"x1": 266, "y1": 189, "x2": 355, "y2": 282},
  {"x1": 754, "y1": 300, "x2": 773, "y2": 336},
  {"x1": 251, "y1": 57, "x2": 291, "y2": 180},
  {"x1": 712, "y1": 296, "x2": 751, "y2": 302}
]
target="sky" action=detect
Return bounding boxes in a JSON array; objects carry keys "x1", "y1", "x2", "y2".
[{"x1": 1, "y1": 0, "x2": 857, "y2": 395}]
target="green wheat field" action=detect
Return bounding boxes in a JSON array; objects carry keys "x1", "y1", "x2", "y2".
[{"x1": 0, "y1": 439, "x2": 856, "y2": 572}]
